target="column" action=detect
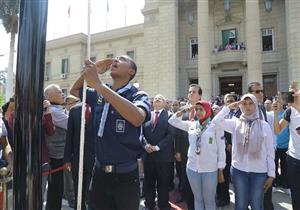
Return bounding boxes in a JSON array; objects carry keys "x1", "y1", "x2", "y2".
[
  {"x1": 14, "y1": 0, "x2": 48, "y2": 209},
  {"x1": 285, "y1": 0, "x2": 300, "y2": 83},
  {"x1": 142, "y1": 0, "x2": 179, "y2": 99},
  {"x1": 245, "y1": 0, "x2": 263, "y2": 84},
  {"x1": 197, "y1": 0, "x2": 211, "y2": 100}
]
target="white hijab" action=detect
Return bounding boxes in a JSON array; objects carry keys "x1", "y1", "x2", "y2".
[{"x1": 236, "y1": 94, "x2": 264, "y2": 160}]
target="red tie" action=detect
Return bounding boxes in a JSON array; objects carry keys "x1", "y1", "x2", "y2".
[
  {"x1": 152, "y1": 111, "x2": 159, "y2": 127},
  {"x1": 85, "y1": 104, "x2": 91, "y2": 122},
  {"x1": 189, "y1": 108, "x2": 195, "y2": 121}
]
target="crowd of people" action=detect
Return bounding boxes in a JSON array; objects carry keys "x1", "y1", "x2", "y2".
[
  {"x1": 213, "y1": 42, "x2": 246, "y2": 53},
  {"x1": 0, "y1": 55, "x2": 299, "y2": 210}
]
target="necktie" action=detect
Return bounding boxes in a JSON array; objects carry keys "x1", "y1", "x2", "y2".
[
  {"x1": 85, "y1": 104, "x2": 91, "y2": 122},
  {"x1": 152, "y1": 111, "x2": 159, "y2": 128},
  {"x1": 189, "y1": 108, "x2": 195, "y2": 121}
]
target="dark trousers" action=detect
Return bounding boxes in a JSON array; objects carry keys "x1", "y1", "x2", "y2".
[
  {"x1": 175, "y1": 160, "x2": 183, "y2": 191},
  {"x1": 89, "y1": 167, "x2": 140, "y2": 210},
  {"x1": 287, "y1": 155, "x2": 300, "y2": 210},
  {"x1": 72, "y1": 168, "x2": 93, "y2": 210},
  {"x1": 168, "y1": 162, "x2": 175, "y2": 191},
  {"x1": 263, "y1": 184, "x2": 274, "y2": 210},
  {"x1": 181, "y1": 159, "x2": 194, "y2": 210},
  {"x1": 144, "y1": 161, "x2": 171, "y2": 210},
  {"x1": 274, "y1": 148, "x2": 288, "y2": 187},
  {"x1": 46, "y1": 158, "x2": 64, "y2": 210},
  {"x1": 217, "y1": 154, "x2": 231, "y2": 203}
]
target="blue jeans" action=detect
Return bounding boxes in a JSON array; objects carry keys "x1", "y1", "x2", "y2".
[
  {"x1": 231, "y1": 167, "x2": 267, "y2": 210},
  {"x1": 186, "y1": 168, "x2": 218, "y2": 210}
]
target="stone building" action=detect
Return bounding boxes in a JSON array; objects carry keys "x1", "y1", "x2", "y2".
[{"x1": 44, "y1": 0, "x2": 300, "y2": 100}]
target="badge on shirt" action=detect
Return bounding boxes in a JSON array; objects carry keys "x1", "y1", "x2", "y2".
[
  {"x1": 116, "y1": 119, "x2": 125, "y2": 133},
  {"x1": 208, "y1": 137, "x2": 213, "y2": 144},
  {"x1": 97, "y1": 95, "x2": 103, "y2": 104}
]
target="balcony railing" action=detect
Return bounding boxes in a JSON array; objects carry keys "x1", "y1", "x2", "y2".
[{"x1": 211, "y1": 50, "x2": 247, "y2": 65}]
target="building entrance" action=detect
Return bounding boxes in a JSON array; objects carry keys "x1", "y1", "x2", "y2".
[{"x1": 219, "y1": 76, "x2": 242, "y2": 96}]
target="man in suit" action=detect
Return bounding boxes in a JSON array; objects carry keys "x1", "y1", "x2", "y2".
[
  {"x1": 143, "y1": 94, "x2": 174, "y2": 210},
  {"x1": 64, "y1": 102, "x2": 95, "y2": 210}
]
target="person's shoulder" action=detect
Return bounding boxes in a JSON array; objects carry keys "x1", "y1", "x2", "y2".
[{"x1": 261, "y1": 120, "x2": 272, "y2": 131}]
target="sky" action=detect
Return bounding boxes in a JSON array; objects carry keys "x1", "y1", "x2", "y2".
[{"x1": 0, "y1": 0, "x2": 145, "y2": 71}]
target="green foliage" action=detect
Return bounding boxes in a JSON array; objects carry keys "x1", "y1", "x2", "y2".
[
  {"x1": 0, "y1": 0, "x2": 19, "y2": 34},
  {"x1": 0, "y1": 94, "x2": 5, "y2": 106}
]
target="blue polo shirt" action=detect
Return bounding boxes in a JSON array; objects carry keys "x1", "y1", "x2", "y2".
[
  {"x1": 82, "y1": 84, "x2": 150, "y2": 166},
  {"x1": 276, "y1": 111, "x2": 290, "y2": 149}
]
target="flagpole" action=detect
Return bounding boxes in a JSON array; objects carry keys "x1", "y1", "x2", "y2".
[
  {"x1": 77, "y1": 0, "x2": 90, "y2": 209},
  {"x1": 106, "y1": 0, "x2": 109, "y2": 30},
  {"x1": 124, "y1": 0, "x2": 127, "y2": 26}
]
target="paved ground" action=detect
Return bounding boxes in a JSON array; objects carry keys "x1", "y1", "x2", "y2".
[
  {"x1": 59, "y1": 185, "x2": 292, "y2": 210},
  {"x1": 6, "y1": 183, "x2": 292, "y2": 210}
]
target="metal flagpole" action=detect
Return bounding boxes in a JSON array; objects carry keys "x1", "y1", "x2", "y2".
[
  {"x1": 14, "y1": 0, "x2": 48, "y2": 209},
  {"x1": 77, "y1": 0, "x2": 90, "y2": 209}
]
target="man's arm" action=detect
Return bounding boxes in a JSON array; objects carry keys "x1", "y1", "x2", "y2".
[
  {"x1": 70, "y1": 74, "x2": 84, "y2": 98},
  {"x1": 82, "y1": 61, "x2": 148, "y2": 127}
]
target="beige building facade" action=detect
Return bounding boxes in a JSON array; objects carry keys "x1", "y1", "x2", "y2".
[{"x1": 44, "y1": 0, "x2": 300, "y2": 100}]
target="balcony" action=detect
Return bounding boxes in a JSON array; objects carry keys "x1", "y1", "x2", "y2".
[{"x1": 211, "y1": 50, "x2": 247, "y2": 66}]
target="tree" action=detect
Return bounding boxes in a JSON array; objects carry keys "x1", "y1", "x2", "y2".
[{"x1": 0, "y1": 0, "x2": 19, "y2": 101}]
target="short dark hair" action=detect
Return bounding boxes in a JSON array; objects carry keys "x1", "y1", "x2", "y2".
[
  {"x1": 189, "y1": 84, "x2": 202, "y2": 96},
  {"x1": 248, "y1": 81, "x2": 262, "y2": 93},
  {"x1": 119, "y1": 55, "x2": 137, "y2": 81},
  {"x1": 224, "y1": 93, "x2": 237, "y2": 101}
]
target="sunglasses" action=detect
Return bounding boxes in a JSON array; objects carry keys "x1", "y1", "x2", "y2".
[{"x1": 251, "y1": 90, "x2": 264, "y2": 94}]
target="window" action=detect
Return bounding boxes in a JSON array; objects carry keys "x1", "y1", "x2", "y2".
[
  {"x1": 106, "y1": 53, "x2": 114, "y2": 58},
  {"x1": 222, "y1": 29, "x2": 237, "y2": 46},
  {"x1": 90, "y1": 56, "x2": 96, "y2": 62},
  {"x1": 62, "y1": 88, "x2": 68, "y2": 98},
  {"x1": 190, "y1": 38, "x2": 198, "y2": 59},
  {"x1": 126, "y1": 51, "x2": 134, "y2": 59},
  {"x1": 189, "y1": 78, "x2": 198, "y2": 85},
  {"x1": 45, "y1": 62, "x2": 51, "y2": 79},
  {"x1": 61, "y1": 58, "x2": 69, "y2": 74},
  {"x1": 263, "y1": 74, "x2": 277, "y2": 97},
  {"x1": 262, "y1": 28, "x2": 274, "y2": 51}
]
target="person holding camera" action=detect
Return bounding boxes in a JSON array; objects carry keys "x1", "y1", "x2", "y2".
[{"x1": 273, "y1": 81, "x2": 300, "y2": 210}]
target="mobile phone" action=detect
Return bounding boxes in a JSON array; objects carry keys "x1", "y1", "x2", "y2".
[{"x1": 281, "y1": 92, "x2": 294, "y2": 104}]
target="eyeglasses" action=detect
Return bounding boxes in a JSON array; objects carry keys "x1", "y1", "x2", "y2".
[{"x1": 251, "y1": 90, "x2": 264, "y2": 94}]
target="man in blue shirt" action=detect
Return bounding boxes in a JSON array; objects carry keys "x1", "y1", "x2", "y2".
[{"x1": 70, "y1": 55, "x2": 150, "y2": 210}]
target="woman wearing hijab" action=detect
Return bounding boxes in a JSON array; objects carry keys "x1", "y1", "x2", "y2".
[
  {"x1": 212, "y1": 94, "x2": 275, "y2": 210},
  {"x1": 168, "y1": 100, "x2": 226, "y2": 210}
]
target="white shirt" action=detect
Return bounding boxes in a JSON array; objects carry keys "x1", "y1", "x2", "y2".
[
  {"x1": 0, "y1": 119, "x2": 7, "y2": 137},
  {"x1": 49, "y1": 105, "x2": 69, "y2": 130},
  {"x1": 212, "y1": 106, "x2": 275, "y2": 177},
  {"x1": 286, "y1": 107, "x2": 300, "y2": 160},
  {"x1": 168, "y1": 114, "x2": 226, "y2": 173}
]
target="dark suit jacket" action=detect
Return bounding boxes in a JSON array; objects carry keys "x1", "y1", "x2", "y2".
[
  {"x1": 64, "y1": 104, "x2": 95, "y2": 172},
  {"x1": 143, "y1": 109, "x2": 174, "y2": 162},
  {"x1": 174, "y1": 112, "x2": 190, "y2": 161}
]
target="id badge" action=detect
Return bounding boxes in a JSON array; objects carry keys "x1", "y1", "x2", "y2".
[{"x1": 116, "y1": 119, "x2": 125, "y2": 133}]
